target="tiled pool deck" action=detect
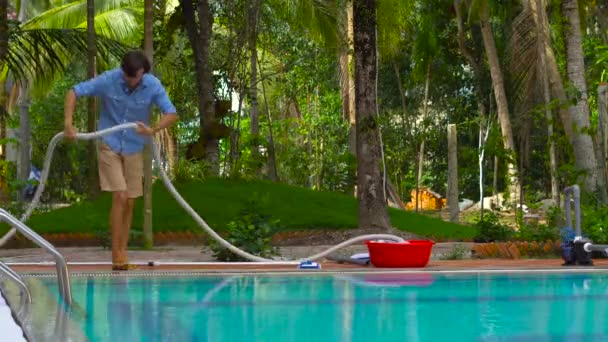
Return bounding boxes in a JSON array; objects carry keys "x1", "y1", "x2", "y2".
[
  {"x1": 1, "y1": 244, "x2": 608, "y2": 273},
  {"x1": 4, "y1": 258, "x2": 608, "y2": 274}
]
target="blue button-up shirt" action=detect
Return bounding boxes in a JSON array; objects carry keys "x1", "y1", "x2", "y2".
[{"x1": 73, "y1": 68, "x2": 176, "y2": 155}]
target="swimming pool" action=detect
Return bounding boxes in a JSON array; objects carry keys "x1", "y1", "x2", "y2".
[{"x1": 3, "y1": 270, "x2": 608, "y2": 341}]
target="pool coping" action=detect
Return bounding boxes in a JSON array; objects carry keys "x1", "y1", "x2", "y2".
[{"x1": 5, "y1": 258, "x2": 608, "y2": 275}]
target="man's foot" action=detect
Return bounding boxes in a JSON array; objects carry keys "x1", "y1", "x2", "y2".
[{"x1": 112, "y1": 263, "x2": 138, "y2": 271}]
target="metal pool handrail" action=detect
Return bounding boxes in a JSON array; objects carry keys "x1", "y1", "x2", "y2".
[
  {"x1": 0, "y1": 261, "x2": 31, "y2": 304},
  {"x1": 0, "y1": 208, "x2": 71, "y2": 306},
  {"x1": 563, "y1": 185, "x2": 582, "y2": 239}
]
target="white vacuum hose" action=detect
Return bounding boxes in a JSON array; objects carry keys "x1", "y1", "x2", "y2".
[{"x1": 0, "y1": 123, "x2": 404, "y2": 262}]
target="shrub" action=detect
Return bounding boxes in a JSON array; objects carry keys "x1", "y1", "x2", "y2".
[
  {"x1": 516, "y1": 223, "x2": 559, "y2": 242},
  {"x1": 580, "y1": 205, "x2": 608, "y2": 244},
  {"x1": 171, "y1": 159, "x2": 208, "y2": 183},
  {"x1": 209, "y1": 199, "x2": 280, "y2": 261},
  {"x1": 473, "y1": 210, "x2": 514, "y2": 242},
  {"x1": 440, "y1": 244, "x2": 469, "y2": 260}
]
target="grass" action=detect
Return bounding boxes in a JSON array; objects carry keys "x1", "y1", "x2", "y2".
[{"x1": 1, "y1": 178, "x2": 476, "y2": 240}]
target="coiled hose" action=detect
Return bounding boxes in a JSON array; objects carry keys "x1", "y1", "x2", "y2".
[{"x1": 0, "y1": 123, "x2": 404, "y2": 263}]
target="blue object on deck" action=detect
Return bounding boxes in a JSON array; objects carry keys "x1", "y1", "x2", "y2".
[
  {"x1": 23, "y1": 165, "x2": 41, "y2": 201},
  {"x1": 298, "y1": 260, "x2": 321, "y2": 269},
  {"x1": 350, "y1": 253, "x2": 370, "y2": 263}
]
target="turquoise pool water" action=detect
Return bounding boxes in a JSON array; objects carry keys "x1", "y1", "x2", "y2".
[{"x1": 7, "y1": 271, "x2": 608, "y2": 341}]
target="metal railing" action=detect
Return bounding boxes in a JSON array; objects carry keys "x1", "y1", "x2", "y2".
[
  {"x1": 563, "y1": 185, "x2": 582, "y2": 239},
  {"x1": 0, "y1": 208, "x2": 71, "y2": 306},
  {"x1": 563, "y1": 184, "x2": 608, "y2": 256},
  {"x1": 0, "y1": 261, "x2": 31, "y2": 304}
]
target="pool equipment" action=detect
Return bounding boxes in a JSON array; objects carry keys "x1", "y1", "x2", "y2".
[
  {"x1": 298, "y1": 260, "x2": 321, "y2": 269},
  {"x1": 0, "y1": 123, "x2": 406, "y2": 264},
  {"x1": 560, "y1": 185, "x2": 608, "y2": 266}
]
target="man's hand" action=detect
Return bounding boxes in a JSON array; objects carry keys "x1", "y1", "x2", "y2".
[
  {"x1": 135, "y1": 121, "x2": 156, "y2": 136},
  {"x1": 63, "y1": 124, "x2": 77, "y2": 141}
]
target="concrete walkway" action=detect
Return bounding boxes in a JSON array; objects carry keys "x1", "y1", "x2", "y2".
[{"x1": 0, "y1": 243, "x2": 475, "y2": 263}]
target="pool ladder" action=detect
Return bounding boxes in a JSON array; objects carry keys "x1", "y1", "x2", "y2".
[{"x1": 0, "y1": 208, "x2": 71, "y2": 306}]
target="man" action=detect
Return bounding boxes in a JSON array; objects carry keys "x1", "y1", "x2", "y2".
[{"x1": 63, "y1": 50, "x2": 178, "y2": 270}]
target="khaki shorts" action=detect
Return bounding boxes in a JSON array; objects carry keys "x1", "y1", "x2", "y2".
[{"x1": 98, "y1": 143, "x2": 143, "y2": 198}]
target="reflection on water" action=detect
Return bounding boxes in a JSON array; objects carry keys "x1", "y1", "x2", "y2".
[
  {"x1": 3, "y1": 272, "x2": 608, "y2": 341},
  {"x1": 2, "y1": 277, "x2": 87, "y2": 342}
]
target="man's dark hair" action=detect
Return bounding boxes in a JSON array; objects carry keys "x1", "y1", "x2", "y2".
[{"x1": 121, "y1": 50, "x2": 151, "y2": 77}]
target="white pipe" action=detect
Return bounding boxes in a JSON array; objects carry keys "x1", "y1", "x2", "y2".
[
  {"x1": 584, "y1": 242, "x2": 608, "y2": 254},
  {"x1": 0, "y1": 123, "x2": 405, "y2": 263}
]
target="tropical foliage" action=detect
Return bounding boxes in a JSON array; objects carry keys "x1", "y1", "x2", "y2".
[{"x1": 1, "y1": 0, "x2": 608, "y2": 239}]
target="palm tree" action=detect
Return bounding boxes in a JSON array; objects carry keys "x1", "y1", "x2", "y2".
[
  {"x1": 534, "y1": 0, "x2": 559, "y2": 204},
  {"x1": 353, "y1": 0, "x2": 391, "y2": 230},
  {"x1": 562, "y1": 0, "x2": 604, "y2": 198},
  {"x1": 478, "y1": 1, "x2": 519, "y2": 201},
  {"x1": 179, "y1": 0, "x2": 218, "y2": 175},
  {"x1": 143, "y1": 0, "x2": 153, "y2": 247},
  {"x1": 87, "y1": 0, "x2": 98, "y2": 198},
  {"x1": 509, "y1": 0, "x2": 605, "y2": 199},
  {"x1": 0, "y1": 2, "x2": 8, "y2": 199},
  {"x1": 0, "y1": 0, "x2": 7, "y2": 66},
  {"x1": 248, "y1": 0, "x2": 261, "y2": 170},
  {"x1": 16, "y1": 0, "x2": 30, "y2": 197}
]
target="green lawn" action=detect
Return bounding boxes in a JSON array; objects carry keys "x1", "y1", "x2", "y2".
[{"x1": 2, "y1": 178, "x2": 476, "y2": 240}]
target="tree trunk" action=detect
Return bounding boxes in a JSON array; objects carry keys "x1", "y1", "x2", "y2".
[
  {"x1": 598, "y1": 84, "x2": 608, "y2": 192},
  {"x1": 415, "y1": 63, "x2": 431, "y2": 212},
  {"x1": 562, "y1": 0, "x2": 603, "y2": 196},
  {"x1": 17, "y1": 84, "x2": 30, "y2": 201},
  {"x1": 479, "y1": 115, "x2": 491, "y2": 220},
  {"x1": 16, "y1": 1, "x2": 30, "y2": 201},
  {"x1": 142, "y1": 0, "x2": 154, "y2": 248},
  {"x1": 479, "y1": 2, "x2": 519, "y2": 202},
  {"x1": 0, "y1": 0, "x2": 8, "y2": 202},
  {"x1": 259, "y1": 63, "x2": 278, "y2": 182},
  {"x1": 179, "y1": 0, "x2": 218, "y2": 175},
  {"x1": 353, "y1": 0, "x2": 391, "y2": 231},
  {"x1": 87, "y1": 0, "x2": 99, "y2": 199},
  {"x1": 455, "y1": 0, "x2": 490, "y2": 216},
  {"x1": 493, "y1": 155, "x2": 498, "y2": 202},
  {"x1": 197, "y1": 0, "x2": 218, "y2": 175},
  {"x1": 448, "y1": 124, "x2": 459, "y2": 223},
  {"x1": 0, "y1": 0, "x2": 7, "y2": 65},
  {"x1": 339, "y1": 2, "x2": 351, "y2": 123},
  {"x1": 229, "y1": 88, "x2": 245, "y2": 176},
  {"x1": 532, "y1": 0, "x2": 559, "y2": 205},
  {"x1": 593, "y1": 3, "x2": 608, "y2": 44},
  {"x1": 346, "y1": 2, "x2": 356, "y2": 157},
  {"x1": 348, "y1": 2, "x2": 355, "y2": 152},
  {"x1": 339, "y1": 1, "x2": 357, "y2": 196},
  {"x1": 248, "y1": 0, "x2": 261, "y2": 171}
]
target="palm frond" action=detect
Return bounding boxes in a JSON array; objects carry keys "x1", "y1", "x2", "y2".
[
  {"x1": 74, "y1": 7, "x2": 142, "y2": 42},
  {"x1": 277, "y1": 0, "x2": 338, "y2": 49},
  {"x1": 23, "y1": 2, "x2": 86, "y2": 29},
  {"x1": 378, "y1": 0, "x2": 415, "y2": 58},
  {"x1": 5, "y1": 28, "x2": 132, "y2": 95},
  {"x1": 23, "y1": 0, "x2": 142, "y2": 30},
  {"x1": 506, "y1": 6, "x2": 539, "y2": 118}
]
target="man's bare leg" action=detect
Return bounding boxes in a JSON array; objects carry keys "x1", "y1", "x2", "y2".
[
  {"x1": 121, "y1": 198, "x2": 136, "y2": 259},
  {"x1": 111, "y1": 191, "x2": 129, "y2": 265}
]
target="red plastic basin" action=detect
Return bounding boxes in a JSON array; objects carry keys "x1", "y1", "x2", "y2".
[{"x1": 366, "y1": 240, "x2": 435, "y2": 268}]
